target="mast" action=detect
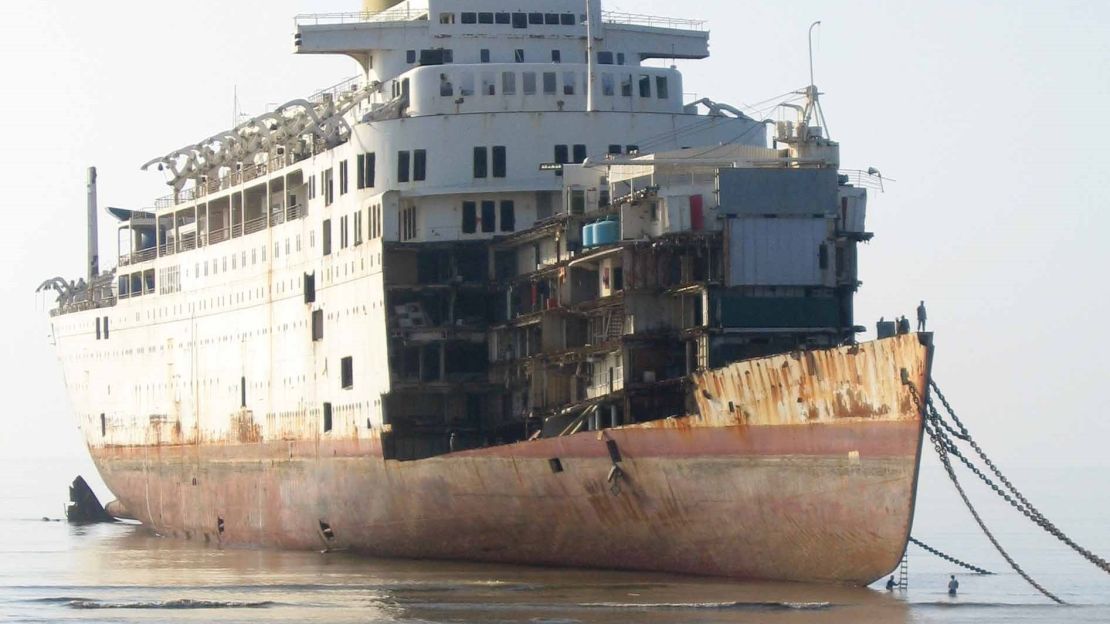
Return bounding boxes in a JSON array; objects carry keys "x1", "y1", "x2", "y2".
[{"x1": 86, "y1": 167, "x2": 99, "y2": 285}]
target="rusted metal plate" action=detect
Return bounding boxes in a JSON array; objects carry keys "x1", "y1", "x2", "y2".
[{"x1": 88, "y1": 336, "x2": 929, "y2": 584}]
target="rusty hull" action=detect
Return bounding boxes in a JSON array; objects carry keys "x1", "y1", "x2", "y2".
[{"x1": 88, "y1": 334, "x2": 930, "y2": 584}]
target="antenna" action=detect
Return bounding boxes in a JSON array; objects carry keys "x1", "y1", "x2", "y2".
[{"x1": 808, "y1": 21, "x2": 821, "y2": 87}]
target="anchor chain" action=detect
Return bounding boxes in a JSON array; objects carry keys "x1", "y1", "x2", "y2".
[
  {"x1": 906, "y1": 382, "x2": 1065, "y2": 604},
  {"x1": 908, "y1": 537, "x2": 993, "y2": 575},
  {"x1": 929, "y1": 381, "x2": 1110, "y2": 575}
]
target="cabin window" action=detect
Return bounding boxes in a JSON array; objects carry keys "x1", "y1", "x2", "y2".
[
  {"x1": 512, "y1": 12, "x2": 527, "y2": 28},
  {"x1": 478, "y1": 12, "x2": 493, "y2": 24},
  {"x1": 309, "y1": 175, "x2": 316, "y2": 199},
  {"x1": 341, "y1": 356, "x2": 354, "y2": 389},
  {"x1": 480, "y1": 49, "x2": 490, "y2": 63},
  {"x1": 413, "y1": 149, "x2": 427, "y2": 181},
  {"x1": 100, "y1": 413, "x2": 106, "y2": 437},
  {"x1": 492, "y1": 146, "x2": 507, "y2": 178},
  {"x1": 543, "y1": 72, "x2": 557, "y2": 94},
  {"x1": 322, "y1": 219, "x2": 332, "y2": 256},
  {"x1": 323, "y1": 168, "x2": 335, "y2": 206},
  {"x1": 639, "y1": 74, "x2": 651, "y2": 98},
  {"x1": 323, "y1": 402, "x2": 333, "y2": 432},
  {"x1": 554, "y1": 145, "x2": 569, "y2": 165},
  {"x1": 608, "y1": 144, "x2": 622, "y2": 155},
  {"x1": 459, "y1": 73, "x2": 474, "y2": 96},
  {"x1": 339, "y1": 160, "x2": 348, "y2": 195},
  {"x1": 551, "y1": 50, "x2": 561, "y2": 63},
  {"x1": 103, "y1": 317, "x2": 109, "y2": 338},
  {"x1": 340, "y1": 215, "x2": 349, "y2": 249},
  {"x1": 522, "y1": 72, "x2": 537, "y2": 94},
  {"x1": 397, "y1": 151, "x2": 410, "y2": 182},
  {"x1": 621, "y1": 75, "x2": 633, "y2": 97},
  {"x1": 500, "y1": 200, "x2": 516, "y2": 232},
  {"x1": 502, "y1": 72, "x2": 516, "y2": 95},
  {"x1": 481, "y1": 201, "x2": 496, "y2": 233},
  {"x1": 312, "y1": 309, "x2": 324, "y2": 341},
  {"x1": 440, "y1": 73, "x2": 453, "y2": 96},
  {"x1": 514, "y1": 49, "x2": 525, "y2": 63},
  {"x1": 560, "y1": 13, "x2": 576, "y2": 25},
  {"x1": 304, "y1": 272, "x2": 316, "y2": 303},
  {"x1": 495, "y1": 12, "x2": 510, "y2": 24},
  {"x1": 462, "y1": 201, "x2": 477, "y2": 234},
  {"x1": 598, "y1": 51, "x2": 614, "y2": 65},
  {"x1": 544, "y1": 13, "x2": 559, "y2": 25},
  {"x1": 460, "y1": 12, "x2": 476, "y2": 24},
  {"x1": 406, "y1": 49, "x2": 416, "y2": 63},
  {"x1": 573, "y1": 144, "x2": 587, "y2": 164},
  {"x1": 473, "y1": 147, "x2": 488, "y2": 178},
  {"x1": 439, "y1": 12, "x2": 455, "y2": 24},
  {"x1": 626, "y1": 144, "x2": 639, "y2": 154},
  {"x1": 656, "y1": 76, "x2": 669, "y2": 99},
  {"x1": 602, "y1": 73, "x2": 615, "y2": 96},
  {"x1": 481, "y1": 72, "x2": 496, "y2": 95},
  {"x1": 528, "y1": 12, "x2": 543, "y2": 25},
  {"x1": 617, "y1": 52, "x2": 626, "y2": 65},
  {"x1": 95, "y1": 317, "x2": 101, "y2": 340},
  {"x1": 563, "y1": 71, "x2": 576, "y2": 95},
  {"x1": 354, "y1": 211, "x2": 364, "y2": 245}
]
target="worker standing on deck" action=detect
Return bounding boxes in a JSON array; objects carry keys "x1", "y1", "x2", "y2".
[
  {"x1": 917, "y1": 301, "x2": 928, "y2": 331},
  {"x1": 948, "y1": 574, "x2": 959, "y2": 596},
  {"x1": 898, "y1": 316, "x2": 910, "y2": 335}
]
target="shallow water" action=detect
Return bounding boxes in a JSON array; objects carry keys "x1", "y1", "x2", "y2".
[{"x1": 2, "y1": 455, "x2": 1108, "y2": 624}]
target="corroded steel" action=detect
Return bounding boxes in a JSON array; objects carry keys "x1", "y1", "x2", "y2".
[{"x1": 86, "y1": 334, "x2": 929, "y2": 584}]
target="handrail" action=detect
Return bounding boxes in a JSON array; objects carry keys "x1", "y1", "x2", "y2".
[
  {"x1": 244, "y1": 215, "x2": 268, "y2": 235},
  {"x1": 294, "y1": 4, "x2": 430, "y2": 26},
  {"x1": 601, "y1": 10, "x2": 707, "y2": 31}
]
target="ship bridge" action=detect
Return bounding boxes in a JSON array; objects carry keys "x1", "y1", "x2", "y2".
[{"x1": 294, "y1": 0, "x2": 710, "y2": 83}]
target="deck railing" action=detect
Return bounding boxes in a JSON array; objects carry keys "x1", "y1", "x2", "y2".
[
  {"x1": 294, "y1": 3, "x2": 429, "y2": 26},
  {"x1": 601, "y1": 11, "x2": 706, "y2": 31}
]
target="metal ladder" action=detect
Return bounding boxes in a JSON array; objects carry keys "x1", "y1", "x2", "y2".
[{"x1": 898, "y1": 549, "x2": 909, "y2": 589}]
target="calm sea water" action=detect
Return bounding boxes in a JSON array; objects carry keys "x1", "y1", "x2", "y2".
[{"x1": 1, "y1": 453, "x2": 1107, "y2": 624}]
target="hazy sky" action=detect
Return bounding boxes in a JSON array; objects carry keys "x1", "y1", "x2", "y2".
[{"x1": 1, "y1": 0, "x2": 1108, "y2": 482}]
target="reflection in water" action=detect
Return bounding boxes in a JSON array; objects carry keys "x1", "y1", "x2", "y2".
[{"x1": 1, "y1": 520, "x2": 912, "y2": 624}]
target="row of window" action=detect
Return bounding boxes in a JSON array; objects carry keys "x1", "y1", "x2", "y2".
[
  {"x1": 413, "y1": 47, "x2": 628, "y2": 66},
  {"x1": 441, "y1": 11, "x2": 583, "y2": 27},
  {"x1": 473, "y1": 146, "x2": 507, "y2": 179},
  {"x1": 462, "y1": 200, "x2": 516, "y2": 234},
  {"x1": 323, "y1": 204, "x2": 385, "y2": 255},
  {"x1": 438, "y1": 70, "x2": 668, "y2": 99},
  {"x1": 397, "y1": 149, "x2": 427, "y2": 183}
]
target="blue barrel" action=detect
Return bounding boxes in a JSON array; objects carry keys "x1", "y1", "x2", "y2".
[
  {"x1": 595, "y1": 219, "x2": 619, "y2": 246},
  {"x1": 582, "y1": 223, "x2": 595, "y2": 248}
]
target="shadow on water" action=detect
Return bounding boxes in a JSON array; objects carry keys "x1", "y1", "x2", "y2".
[{"x1": 0, "y1": 519, "x2": 914, "y2": 623}]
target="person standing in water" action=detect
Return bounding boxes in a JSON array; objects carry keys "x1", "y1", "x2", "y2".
[{"x1": 948, "y1": 574, "x2": 959, "y2": 596}]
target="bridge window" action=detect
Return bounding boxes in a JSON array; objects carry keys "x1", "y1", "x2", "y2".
[
  {"x1": 413, "y1": 149, "x2": 427, "y2": 181},
  {"x1": 461, "y1": 12, "x2": 476, "y2": 24},
  {"x1": 598, "y1": 51, "x2": 614, "y2": 65},
  {"x1": 481, "y1": 201, "x2": 496, "y2": 233},
  {"x1": 656, "y1": 76, "x2": 669, "y2": 99},
  {"x1": 544, "y1": 13, "x2": 559, "y2": 25},
  {"x1": 551, "y1": 50, "x2": 561, "y2": 63},
  {"x1": 514, "y1": 49, "x2": 525, "y2": 63},
  {"x1": 560, "y1": 13, "x2": 576, "y2": 25},
  {"x1": 563, "y1": 71, "x2": 576, "y2": 95},
  {"x1": 397, "y1": 151, "x2": 410, "y2": 182},
  {"x1": 528, "y1": 12, "x2": 543, "y2": 25},
  {"x1": 462, "y1": 201, "x2": 477, "y2": 234},
  {"x1": 512, "y1": 12, "x2": 527, "y2": 28},
  {"x1": 522, "y1": 72, "x2": 537, "y2": 94},
  {"x1": 480, "y1": 49, "x2": 490, "y2": 63},
  {"x1": 602, "y1": 73, "x2": 615, "y2": 96},
  {"x1": 478, "y1": 12, "x2": 493, "y2": 24},
  {"x1": 543, "y1": 72, "x2": 557, "y2": 94},
  {"x1": 481, "y1": 72, "x2": 496, "y2": 95},
  {"x1": 439, "y1": 12, "x2": 455, "y2": 24},
  {"x1": 495, "y1": 12, "x2": 510, "y2": 24},
  {"x1": 639, "y1": 74, "x2": 651, "y2": 98},
  {"x1": 502, "y1": 72, "x2": 516, "y2": 95},
  {"x1": 406, "y1": 49, "x2": 416, "y2": 64}
]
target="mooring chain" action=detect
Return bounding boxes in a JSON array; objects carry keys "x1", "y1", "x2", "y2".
[
  {"x1": 908, "y1": 537, "x2": 993, "y2": 575},
  {"x1": 918, "y1": 416, "x2": 1066, "y2": 604},
  {"x1": 929, "y1": 380, "x2": 1110, "y2": 575},
  {"x1": 901, "y1": 381, "x2": 1065, "y2": 599}
]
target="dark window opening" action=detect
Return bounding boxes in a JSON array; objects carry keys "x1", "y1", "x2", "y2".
[
  {"x1": 240, "y1": 376, "x2": 246, "y2": 408},
  {"x1": 500, "y1": 200, "x2": 516, "y2": 232},
  {"x1": 462, "y1": 201, "x2": 477, "y2": 234},
  {"x1": 413, "y1": 149, "x2": 427, "y2": 181},
  {"x1": 626, "y1": 144, "x2": 639, "y2": 154},
  {"x1": 560, "y1": 13, "x2": 576, "y2": 25},
  {"x1": 495, "y1": 12, "x2": 510, "y2": 24},
  {"x1": 323, "y1": 402, "x2": 333, "y2": 432},
  {"x1": 492, "y1": 146, "x2": 506, "y2": 178},
  {"x1": 819, "y1": 243, "x2": 829, "y2": 270},
  {"x1": 322, "y1": 219, "x2": 332, "y2": 256},
  {"x1": 103, "y1": 317, "x2": 109, "y2": 338},
  {"x1": 318, "y1": 520, "x2": 335, "y2": 540},
  {"x1": 512, "y1": 12, "x2": 527, "y2": 28},
  {"x1": 608, "y1": 144, "x2": 622, "y2": 155},
  {"x1": 480, "y1": 48, "x2": 490, "y2": 63},
  {"x1": 473, "y1": 146, "x2": 488, "y2": 178},
  {"x1": 528, "y1": 12, "x2": 543, "y2": 24},
  {"x1": 481, "y1": 201, "x2": 496, "y2": 233},
  {"x1": 95, "y1": 317, "x2": 101, "y2": 340},
  {"x1": 461, "y1": 12, "x2": 476, "y2": 24},
  {"x1": 304, "y1": 272, "x2": 316, "y2": 303},
  {"x1": 551, "y1": 50, "x2": 561, "y2": 63},
  {"x1": 617, "y1": 52, "x2": 626, "y2": 65},
  {"x1": 406, "y1": 49, "x2": 416, "y2": 63},
  {"x1": 514, "y1": 49, "x2": 525, "y2": 63},
  {"x1": 100, "y1": 413, "x2": 106, "y2": 437},
  {"x1": 639, "y1": 74, "x2": 651, "y2": 97},
  {"x1": 598, "y1": 51, "x2": 614, "y2": 65},
  {"x1": 544, "y1": 13, "x2": 559, "y2": 24},
  {"x1": 339, "y1": 160, "x2": 349, "y2": 194},
  {"x1": 397, "y1": 150, "x2": 410, "y2": 183},
  {"x1": 364, "y1": 152, "x2": 376, "y2": 187},
  {"x1": 341, "y1": 356, "x2": 354, "y2": 389},
  {"x1": 656, "y1": 76, "x2": 669, "y2": 99},
  {"x1": 554, "y1": 145, "x2": 569, "y2": 164},
  {"x1": 312, "y1": 309, "x2": 324, "y2": 341},
  {"x1": 573, "y1": 144, "x2": 587, "y2": 164},
  {"x1": 543, "y1": 72, "x2": 557, "y2": 93},
  {"x1": 478, "y1": 12, "x2": 493, "y2": 24},
  {"x1": 549, "y1": 458, "x2": 564, "y2": 473}
]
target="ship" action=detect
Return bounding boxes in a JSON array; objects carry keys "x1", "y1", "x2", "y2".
[{"x1": 40, "y1": 0, "x2": 933, "y2": 584}]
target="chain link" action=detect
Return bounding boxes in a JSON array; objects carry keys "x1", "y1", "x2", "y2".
[
  {"x1": 908, "y1": 537, "x2": 993, "y2": 575},
  {"x1": 929, "y1": 380, "x2": 1110, "y2": 575},
  {"x1": 907, "y1": 383, "x2": 1065, "y2": 604}
]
